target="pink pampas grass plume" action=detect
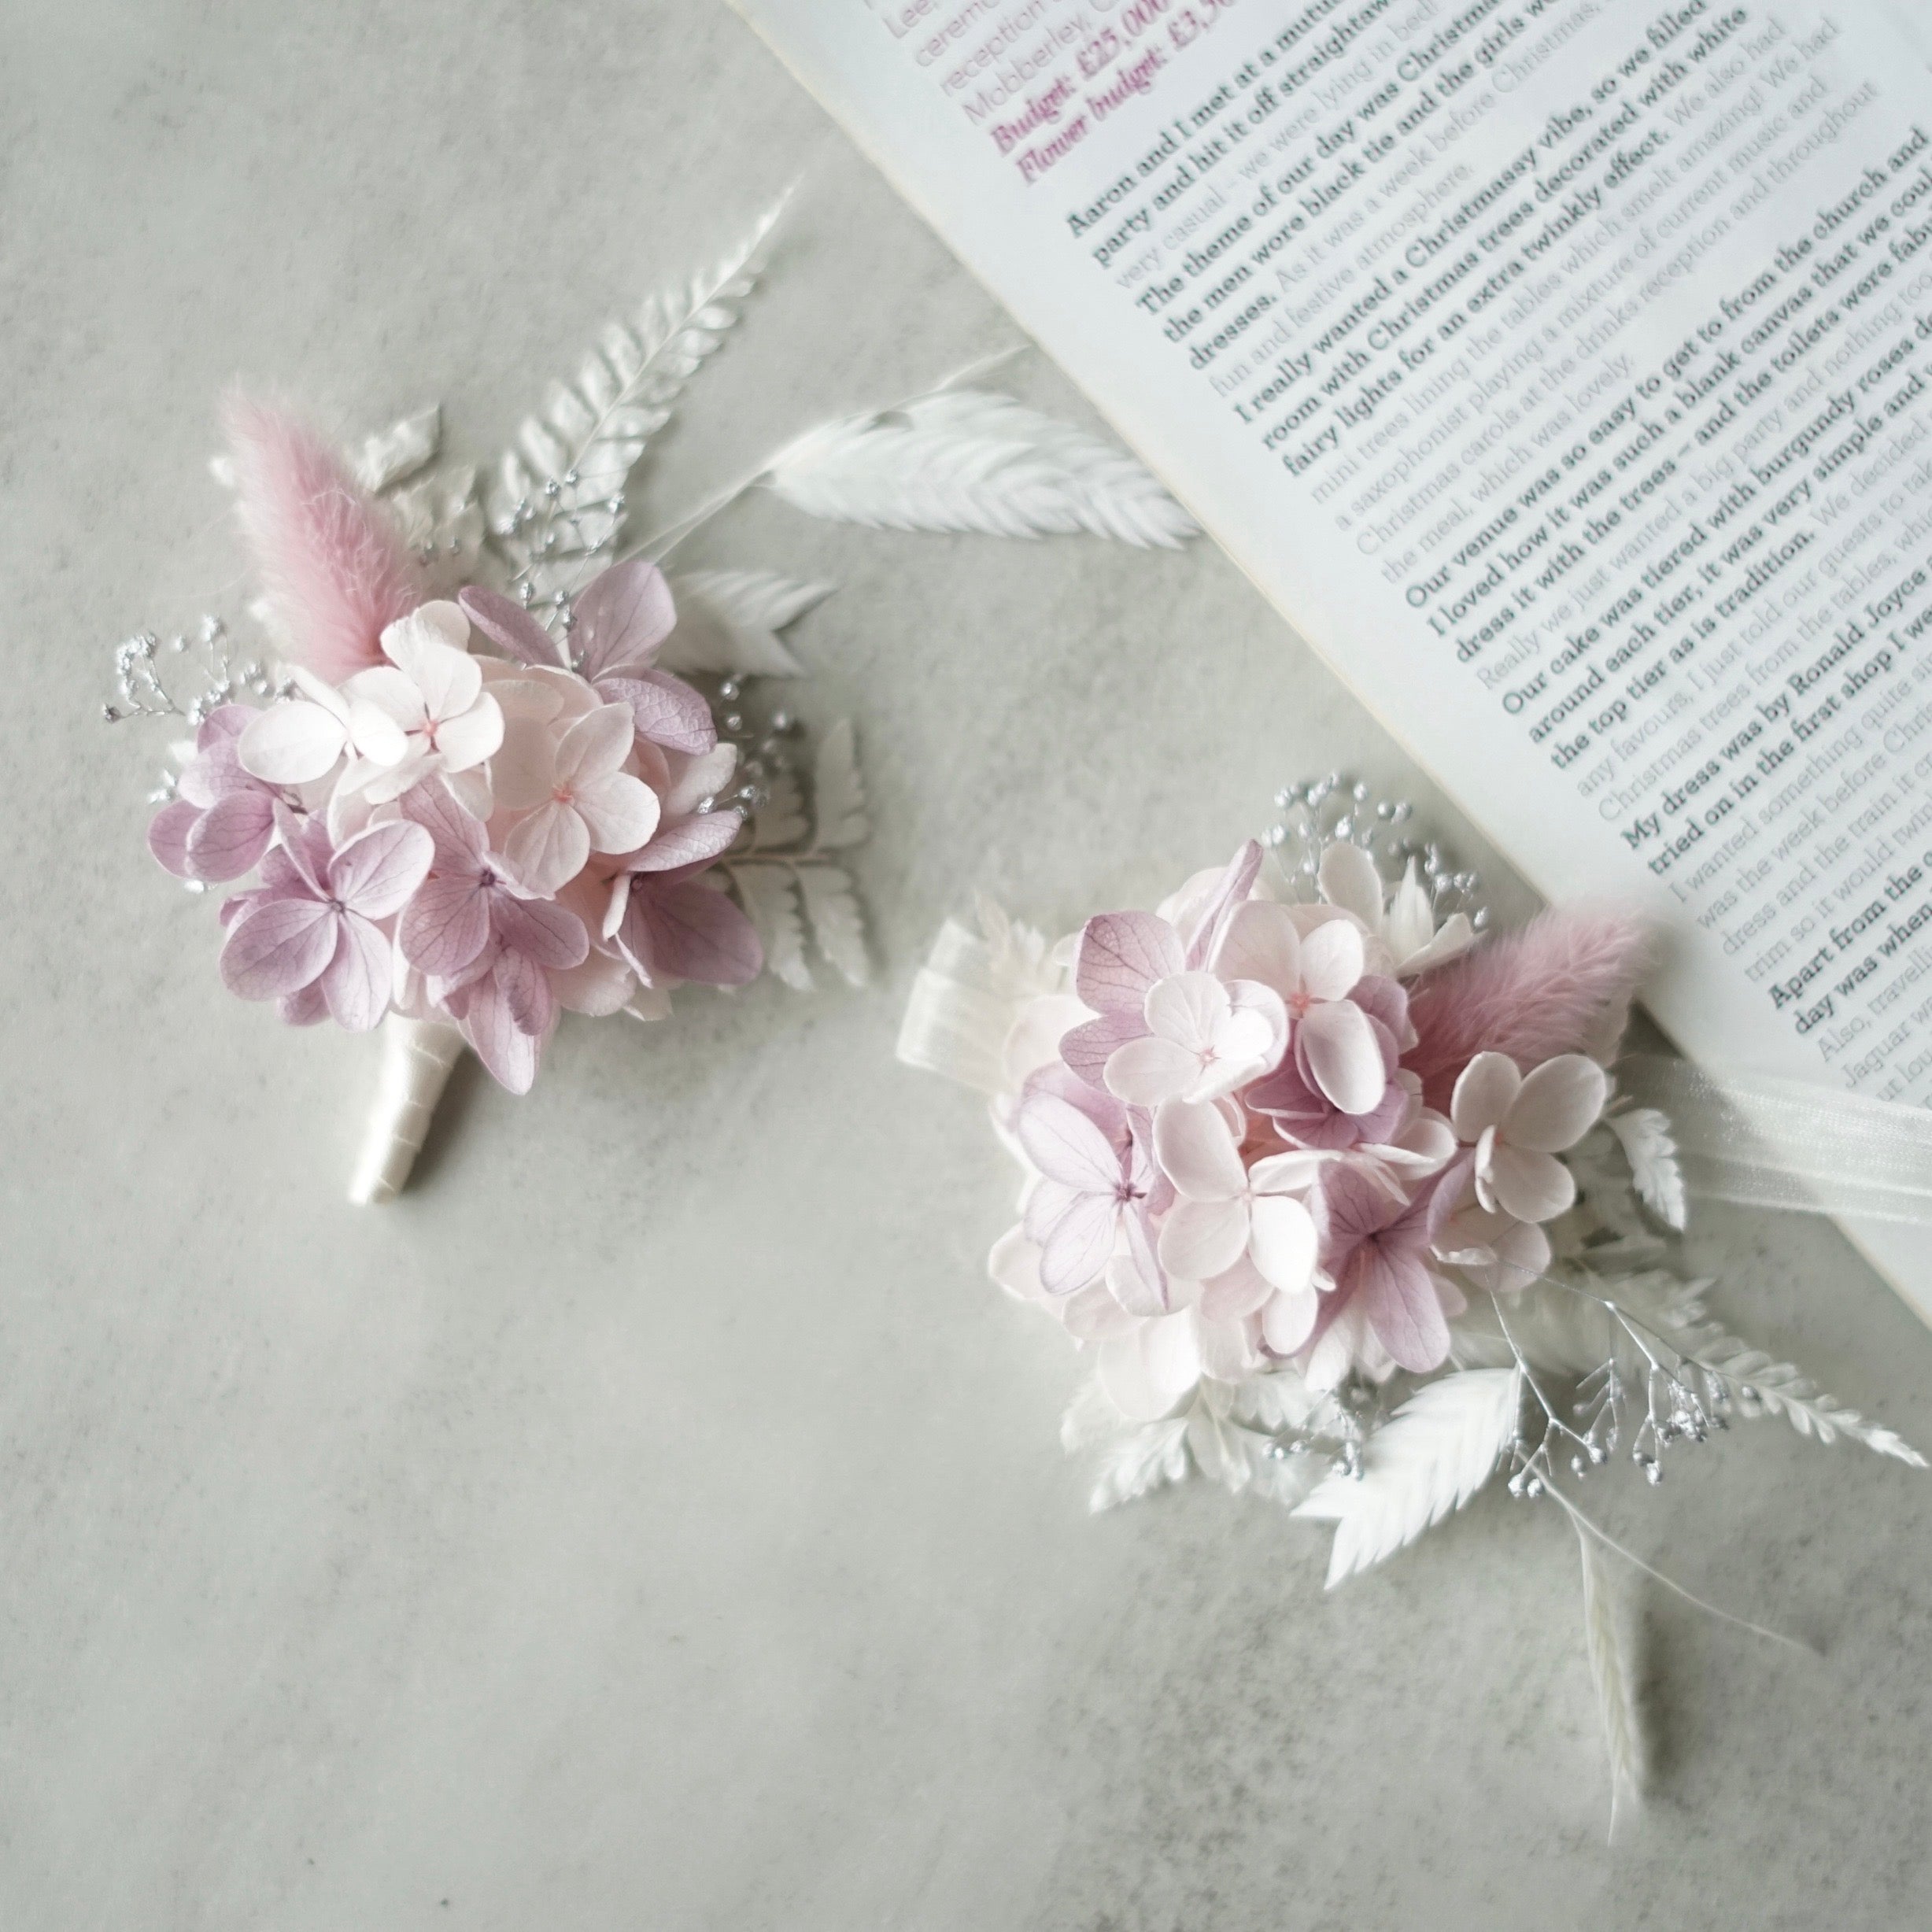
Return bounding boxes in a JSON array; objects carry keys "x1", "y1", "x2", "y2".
[
  {"x1": 1405, "y1": 907, "x2": 1652, "y2": 1110},
  {"x1": 223, "y1": 395, "x2": 424, "y2": 682}
]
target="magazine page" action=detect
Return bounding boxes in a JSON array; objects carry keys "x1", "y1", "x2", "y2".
[{"x1": 734, "y1": 0, "x2": 1932, "y2": 1317}]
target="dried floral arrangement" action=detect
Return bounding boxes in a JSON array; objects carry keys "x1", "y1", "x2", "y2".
[
  {"x1": 900, "y1": 779, "x2": 1924, "y2": 1824},
  {"x1": 112, "y1": 205, "x2": 1196, "y2": 1201}
]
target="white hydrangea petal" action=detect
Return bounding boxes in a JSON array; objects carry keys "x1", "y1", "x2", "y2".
[
  {"x1": 1143, "y1": 970, "x2": 1229, "y2": 1053},
  {"x1": 1104, "y1": 1034, "x2": 1198, "y2": 1107},
  {"x1": 1248, "y1": 1194, "x2": 1317, "y2": 1292},
  {"x1": 1209, "y1": 899, "x2": 1302, "y2": 999},
  {"x1": 1153, "y1": 1100, "x2": 1245, "y2": 1202},
  {"x1": 1298, "y1": 918, "x2": 1365, "y2": 1001},
  {"x1": 1505, "y1": 1054, "x2": 1609, "y2": 1153},
  {"x1": 238, "y1": 700, "x2": 346, "y2": 784},
  {"x1": 1451, "y1": 1051, "x2": 1522, "y2": 1142},
  {"x1": 1318, "y1": 842, "x2": 1384, "y2": 925},
  {"x1": 1158, "y1": 1198, "x2": 1250, "y2": 1283},
  {"x1": 554, "y1": 702, "x2": 637, "y2": 785},
  {"x1": 1298, "y1": 999, "x2": 1386, "y2": 1115},
  {"x1": 1488, "y1": 1143, "x2": 1576, "y2": 1225}
]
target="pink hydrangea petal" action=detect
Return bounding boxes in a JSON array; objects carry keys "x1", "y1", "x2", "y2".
[
  {"x1": 1317, "y1": 842, "x2": 1384, "y2": 925},
  {"x1": 495, "y1": 945, "x2": 554, "y2": 1036},
  {"x1": 328, "y1": 819, "x2": 432, "y2": 918},
  {"x1": 401, "y1": 874, "x2": 493, "y2": 977},
  {"x1": 1039, "y1": 1191, "x2": 1117, "y2": 1295},
  {"x1": 1143, "y1": 970, "x2": 1228, "y2": 1052},
  {"x1": 1450, "y1": 1051, "x2": 1524, "y2": 1142},
  {"x1": 1152, "y1": 1100, "x2": 1244, "y2": 1202},
  {"x1": 220, "y1": 898, "x2": 338, "y2": 999},
  {"x1": 320, "y1": 913, "x2": 391, "y2": 1032},
  {"x1": 572, "y1": 771, "x2": 660, "y2": 855},
  {"x1": 488, "y1": 713, "x2": 563, "y2": 814},
  {"x1": 1505, "y1": 1054, "x2": 1609, "y2": 1152},
  {"x1": 1198, "y1": 1253, "x2": 1276, "y2": 1322},
  {"x1": 1298, "y1": 918, "x2": 1366, "y2": 1002},
  {"x1": 1158, "y1": 1197, "x2": 1249, "y2": 1284},
  {"x1": 458, "y1": 586, "x2": 566, "y2": 668},
  {"x1": 1018, "y1": 1092, "x2": 1126, "y2": 1193},
  {"x1": 1181, "y1": 839, "x2": 1262, "y2": 968},
  {"x1": 1260, "y1": 1282, "x2": 1319, "y2": 1353},
  {"x1": 504, "y1": 800, "x2": 590, "y2": 896},
  {"x1": 238, "y1": 700, "x2": 346, "y2": 785},
  {"x1": 549, "y1": 944, "x2": 635, "y2": 1017},
  {"x1": 461, "y1": 970, "x2": 542, "y2": 1094},
  {"x1": 1075, "y1": 910, "x2": 1184, "y2": 1014},
  {"x1": 553, "y1": 703, "x2": 636, "y2": 785},
  {"x1": 1313, "y1": 1162, "x2": 1398, "y2": 1259},
  {"x1": 430, "y1": 694, "x2": 504, "y2": 772},
  {"x1": 1248, "y1": 1194, "x2": 1318, "y2": 1292},
  {"x1": 1112, "y1": 1209, "x2": 1169, "y2": 1314},
  {"x1": 1487, "y1": 1143, "x2": 1576, "y2": 1225},
  {"x1": 1103, "y1": 1032, "x2": 1197, "y2": 1107},
  {"x1": 147, "y1": 800, "x2": 201, "y2": 877},
  {"x1": 1209, "y1": 900, "x2": 1301, "y2": 999},
  {"x1": 1298, "y1": 999, "x2": 1387, "y2": 1117},
  {"x1": 277, "y1": 981, "x2": 330, "y2": 1026}
]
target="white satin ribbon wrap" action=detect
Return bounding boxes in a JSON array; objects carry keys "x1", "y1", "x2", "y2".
[
  {"x1": 895, "y1": 918, "x2": 1022, "y2": 1095},
  {"x1": 1620, "y1": 1055, "x2": 1932, "y2": 1224}
]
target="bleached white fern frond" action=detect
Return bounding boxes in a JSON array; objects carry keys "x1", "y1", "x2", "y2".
[
  {"x1": 1089, "y1": 1417, "x2": 1190, "y2": 1512},
  {"x1": 733, "y1": 861, "x2": 811, "y2": 990},
  {"x1": 760, "y1": 389, "x2": 1197, "y2": 546},
  {"x1": 811, "y1": 718, "x2": 867, "y2": 849},
  {"x1": 1577, "y1": 1523, "x2": 1644, "y2": 1832},
  {"x1": 1606, "y1": 1106, "x2": 1687, "y2": 1229},
  {"x1": 662, "y1": 569, "x2": 831, "y2": 677},
  {"x1": 353, "y1": 405, "x2": 441, "y2": 492},
  {"x1": 797, "y1": 863, "x2": 869, "y2": 987},
  {"x1": 1295, "y1": 1370, "x2": 1522, "y2": 1587},
  {"x1": 489, "y1": 199, "x2": 785, "y2": 608},
  {"x1": 1683, "y1": 1335, "x2": 1926, "y2": 1465}
]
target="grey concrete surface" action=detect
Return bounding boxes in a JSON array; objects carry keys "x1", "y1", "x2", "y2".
[{"x1": 3, "y1": 4, "x2": 1929, "y2": 1926}]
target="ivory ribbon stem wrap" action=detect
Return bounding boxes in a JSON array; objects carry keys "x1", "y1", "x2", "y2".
[
  {"x1": 1620, "y1": 1054, "x2": 1932, "y2": 1224},
  {"x1": 896, "y1": 918, "x2": 1021, "y2": 1095},
  {"x1": 349, "y1": 1015, "x2": 467, "y2": 1206}
]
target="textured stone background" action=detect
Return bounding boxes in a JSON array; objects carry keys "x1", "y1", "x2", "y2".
[{"x1": 4, "y1": 3, "x2": 1929, "y2": 1925}]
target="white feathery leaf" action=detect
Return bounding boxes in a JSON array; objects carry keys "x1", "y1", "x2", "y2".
[
  {"x1": 760, "y1": 389, "x2": 1197, "y2": 547},
  {"x1": 353, "y1": 405, "x2": 441, "y2": 492},
  {"x1": 661, "y1": 569, "x2": 832, "y2": 677},
  {"x1": 1684, "y1": 1337, "x2": 1926, "y2": 1465},
  {"x1": 1577, "y1": 1523, "x2": 1645, "y2": 1834},
  {"x1": 747, "y1": 769, "x2": 809, "y2": 851},
  {"x1": 1295, "y1": 1370, "x2": 1521, "y2": 1587},
  {"x1": 731, "y1": 862, "x2": 811, "y2": 990},
  {"x1": 487, "y1": 199, "x2": 786, "y2": 601},
  {"x1": 1606, "y1": 1106, "x2": 1687, "y2": 1229},
  {"x1": 1089, "y1": 1418, "x2": 1189, "y2": 1513},
  {"x1": 811, "y1": 718, "x2": 867, "y2": 849},
  {"x1": 1060, "y1": 1375, "x2": 1121, "y2": 1456},
  {"x1": 797, "y1": 863, "x2": 870, "y2": 987}
]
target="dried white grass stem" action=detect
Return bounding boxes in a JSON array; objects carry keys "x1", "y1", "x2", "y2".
[{"x1": 349, "y1": 1015, "x2": 466, "y2": 1205}]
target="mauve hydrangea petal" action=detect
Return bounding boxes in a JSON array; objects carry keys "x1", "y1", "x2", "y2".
[
  {"x1": 1076, "y1": 911, "x2": 1184, "y2": 1014},
  {"x1": 600, "y1": 670, "x2": 716, "y2": 755},
  {"x1": 320, "y1": 912, "x2": 390, "y2": 1032},
  {"x1": 492, "y1": 893, "x2": 589, "y2": 971},
  {"x1": 1182, "y1": 840, "x2": 1262, "y2": 968},
  {"x1": 1059, "y1": 1008, "x2": 1147, "y2": 1088},
  {"x1": 220, "y1": 897, "x2": 338, "y2": 999},
  {"x1": 187, "y1": 788, "x2": 277, "y2": 881},
  {"x1": 328, "y1": 819, "x2": 432, "y2": 919},
  {"x1": 1039, "y1": 1190, "x2": 1117, "y2": 1295},
  {"x1": 629, "y1": 880, "x2": 763, "y2": 987},
  {"x1": 572, "y1": 559, "x2": 677, "y2": 680},
  {"x1": 460, "y1": 970, "x2": 541, "y2": 1095},
  {"x1": 401, "y1": 874, "x2": 492, "y2": 977},
  {"x1": 277, "y1": 981, "x2": 330, "y2": 1026},
  {"x1": 1354, "y1": 1245, "x2": 1451, "y2": 1373},
  {"x1": 399, "y1": 775, "x2": 486, "y2": 866},
  {"x1": 625, "y1": 809, "x2": 742, "y2": 874},
  {"x1": 495, "y1": 946, "x2": 553, "y2": 1036},
  {"x1": 1018, "y1": 1092, "x2": 1125, "y2": 1194},
  {"x1": 147, "y1": 800, "x2": 201, "y2": 877},
  {"x1": 459, "y1": 586, "x2": 563, "y2": 668}
]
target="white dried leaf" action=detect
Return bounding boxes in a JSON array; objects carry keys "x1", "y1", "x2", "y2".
[
  {"x1": 748, "y1": 770, "x2": 809, "y2": 851},
  {"x1": 762, "y1": 389, "x2": 1197, "y2": 547},
  {"x1": 812, "y1": 718, "x2": 867, "y2": 849},
  {"x1": 660, "y1": 569, "x2": 833, "y2": 678},
  {"x1": 797, "y1": 864, "x2": 869, "y2": 988},
  {"x1": 1295, "y1": 1370, "x2": 1521, "y2": 1587},
  {"x1": 1089, "y1": 1418, "x2": 1189, "y2": 1513},
  {"x1": 353, "y1": 406, "x2": 441, "y2": 492},
  {"x1": 1578, "y1": 1524, "x2": 1644, "y2": 1834},
  {"x1": 732, "y1": 862, "x2": 811, "y2": 991},
  {"x1": 1605, "y1": 1107, "x2": 1687, "y2": 1229}
]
